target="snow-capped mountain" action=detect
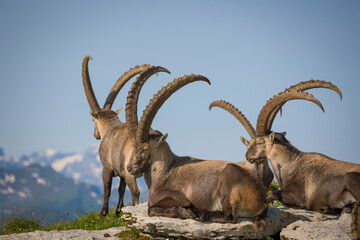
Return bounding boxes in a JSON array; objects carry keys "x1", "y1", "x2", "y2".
[
  {"x1": 0, "y1": 145, "x2": 103, "y2": 186},
  {"x1": 0, "y1": 145, "x2": 149, "y2": 219},
  {"x1": 0, "y1": 163, "x2": 103, "y2": 224},
  {"x1": 49, "y1": 144, "x2": 103, "y2": 186}
]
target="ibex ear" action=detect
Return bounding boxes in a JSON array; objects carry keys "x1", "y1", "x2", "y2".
[
  {"x1": 154, "y1": 133, "x2": 168, "y2": 147},
  {"x1": 281, "y1": 131, "x2": 287, "y2": 136},
  {"x1": 269, "y1": 132, "x2": 275, "y2": 143},
  {"x1": 240, "y1": 136, "x2": 249, "y2": 147},
  {"x1": 114, "y1": 107, "x2": 122, "y2": 115},
  {"x1": 90, "y1": 112, "x2": 98, "y2": 119}
]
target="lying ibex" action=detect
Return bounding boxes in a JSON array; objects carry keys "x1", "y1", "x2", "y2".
[
  {"x1": 82, "y1": 56, "x2": 170, "y2": 216},
  {"x1": 125, "y1": 73, "x2": 268, "y2": 228},
  {"x1": 208, "y1": 80, "x2": 343, "y2": 190},
  {"x1": 209, "y1": 100, "x2": 274, "y2": 189},
  {"x1": 241, "y1": 81, "x2": 360, "y2": 215}
]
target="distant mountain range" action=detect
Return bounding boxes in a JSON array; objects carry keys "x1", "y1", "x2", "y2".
[{"x1": 0, "y1": 146, "x2": 148, "y2": 225}]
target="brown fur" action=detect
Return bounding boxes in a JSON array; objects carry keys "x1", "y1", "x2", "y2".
[
  {"x1": 128, "y1": 135, "x2": 267, "y2": 227},
  {"x1": 93, "y1": 109, "x2": 140, "y2": 216},
  {"x1": 237, "y1": 159, "x2": 273, "y2": 190},
  {"x1": 352, "y1": 201, "x2": 360, "y2": 240},
  {"x1": 246, "y1": 132, "x2": 360, "y2": 212}
]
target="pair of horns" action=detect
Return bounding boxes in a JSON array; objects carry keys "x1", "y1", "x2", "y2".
[
  {"x1": 210, "y1": 80, "x2": 342, "y2": 137},
  {"x1": 81, "y1": 55, "x2": 153, "y2": 113},
  {"x1": 126, "y1": 68, "x2": 210, "y2": 146}
]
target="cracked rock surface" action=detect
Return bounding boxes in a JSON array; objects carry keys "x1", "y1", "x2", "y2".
[
  {"x1": 0, "y1": 226, "x2": 127, "y2": 240},
  {"x1": 0, "y1": 203, "x2": 347, "y2": 240},
  {"x1": 280, "y1": 213, "x2": 352, "y2": 240},
  {"x1": 121, "y1": 203, "x2": 339, "y2": 240}
]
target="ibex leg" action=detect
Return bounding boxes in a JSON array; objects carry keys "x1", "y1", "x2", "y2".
[
  {"x1": 115, "y1": 177, "x2": 126, "y2": 217},
  {"x1": 346, "y1": 172, "x2": 360, "y2": 201},
  {"x1": 125, "y1": 172, "x2": 140, "y2": 206},
  {"x1": 148, "y1": 206, "x2": 196, "y2": 219},
  {"x1": 148, "y1": 191, "x2": 195, "y2": 219},
  {"x1": 351, "y1": 201, "x2": 360, "y2": 240},
  {"x1": 101, "y1": 168, "x2": 113, "y2": 216},
  {"x1": 267, "y1": 189, "x2": 305, "y2": 208}
]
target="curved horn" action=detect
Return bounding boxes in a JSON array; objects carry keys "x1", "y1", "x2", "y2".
[
  {"x1": 137, "y1": 74, "x2": 211, "y2": 143},
  {"x1": 125, "y1": 66, "x2": 170, "y2": 143},
  {"x1": 285, "y1": 80, "x2": 342, "y2": 99},
  {"x1": 266, "y1": 80, "x2": 342, "y2": 130},
  {"x1": 209, "y1": 100, "x2": 256, "y2": 138},
  {"x1": 82, "y1": 56, "x2": 100, "y2": 113},
  {"x1": 103, "y1": 64, "x2": 154, "y2": 110},
  {"x1": 256, "y1": 91, "x2": 324, "y2": 136}
]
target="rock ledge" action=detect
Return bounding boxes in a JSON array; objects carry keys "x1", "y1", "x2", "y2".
[{"x1": 121, "y1": 203, "x2": 339, "y2": 240}]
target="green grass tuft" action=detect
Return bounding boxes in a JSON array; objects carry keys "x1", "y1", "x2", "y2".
[
  {"x1": 268, "y1": 181, "x2": 280, "y2": 192},
  {"x1": 0, "y1": 208, "x2": 126, "y2": 235},
  {"x1": 0, "y1": 214, "x2": 41, "y2": 235},
  {"x1": 267, "y1": 181, "x2": 283, "y2": 207}
]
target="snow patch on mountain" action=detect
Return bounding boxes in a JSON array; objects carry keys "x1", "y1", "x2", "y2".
[
  {"x1": 0, "y1": 173, "x2": 15, "y2": 186},
  {"x1": 43, "y1": 149, "x2": 58, "y2": 158},
  {"x1": 51, "y1": 154, "x2": 83, "y2": 172},
  {"x1": 36, "y1": 178, "x2": 47, "y2": 185},
  {"x1": 31, "y1": 172, "x2": 39, "y2": 178},
  {"x1": 0, "y1": 186, "x2": 15, "y2": 194},
  {"x1": 17, "y1": 191, "x2": 27, "y2": 198}
]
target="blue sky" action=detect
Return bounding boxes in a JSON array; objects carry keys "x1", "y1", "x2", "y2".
[{"x1": 0, "y1": 0, "x2": 359, "y2": 165}]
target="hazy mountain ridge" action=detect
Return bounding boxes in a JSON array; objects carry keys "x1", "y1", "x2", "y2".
[
  {"x1": 0, "y1": 163, "x2": 102, "y2": 225},
  {"x1": 0, "y1": 146, "x2": 148, "y2": 224}
]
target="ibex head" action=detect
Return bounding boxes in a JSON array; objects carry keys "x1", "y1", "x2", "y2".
[
  {"x1": 130, "y1": 133, "x2": 168, "y2": 175},
  {"x1": 125, "y1": 71, "x2": 210, "y2": 175},
  {"x1": 82, "y1": 56, "x2": 160, "y2": 139},
  {"x1": 243, "y1": 80, "x2": 342, "y2": 163},
  {"x1": 90, "y1": 108, "x2": 121, "y2": 139}
]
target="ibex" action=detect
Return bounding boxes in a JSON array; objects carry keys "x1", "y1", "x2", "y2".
[
  {"x1": 82, "y1": 56, "x2": 170, "y2": 216},
  {"x1": 209, "y1": 100, "x2": 274, "y2": 189},
  {"x1": 240, "y1": 81, "x2": 360, "y2": 237},
  {"x1": 125, "y1": 72, "x2": 268, "y2": 228},
  {"x1": 208, "y1": 80, "x2": 344, "y2": 190}
]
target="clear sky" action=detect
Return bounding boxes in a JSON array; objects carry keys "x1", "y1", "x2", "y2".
[{"x1": 1, "y1": 1, "x2": 359, "y2": 165}]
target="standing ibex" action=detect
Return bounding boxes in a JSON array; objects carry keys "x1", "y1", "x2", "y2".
[
  {"x1": 125, "y1": 72, "x2": 268, "y2": 228},
  {"x1": 82, "y1": 56, "x2": 170, "y2": 216},
  {"x1": 240, "y1": 81, "x2": 360, "y2": 237},
  {"x1": 209, "y1": 100, "x2": 274, "y2": 189}
]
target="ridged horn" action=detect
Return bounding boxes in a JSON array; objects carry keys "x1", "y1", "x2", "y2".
[
  {"x1": 266, "y1": 80, "x2": 342, "y2": 130},
  {"x1": 103, "y1": 64, "x2": 154, "y2": 110},
  {"x1": 256, "y1": 91, "x2": 324, "y2": 136},
  {"x1": 137, "y1": 74, "x2": 211, "y2": 143},
  {"x1": 285, "y1": 80, "x2": 342, "y2": 99},
  {"x1": 82, "y1": 56, "x2": 100, "y2": 113},
  {"x1": 125, "y1": 66, "x2": 170, "y2": 143},
  {"x1": 209, "y1": 100, "x2": 256, "y2": 138}
]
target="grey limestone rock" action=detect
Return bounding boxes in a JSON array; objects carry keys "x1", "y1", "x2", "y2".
[
  {"x1": 280, "y1": 213, "x2": 352, "y2": 240},
  {"x1": 0, "y1": 226, "x2": 127, "y2": 240},
  {"x1": 121, "y1": 203, "x2": 339, "y2": 239}
]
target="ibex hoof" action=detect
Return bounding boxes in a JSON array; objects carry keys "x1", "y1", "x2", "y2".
[
  {"x1": 180, "y1": 208, "x2": 196, "y2": 219},
  {"x1": 251, "y1": 216, "x2": 266, "y2": 231},
  {"x1": 115, "y1": 209, "x2": 122, "y2": 217},
  {"x1": 101, "y1": 208, "x2": 108, "y2": 216}
]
